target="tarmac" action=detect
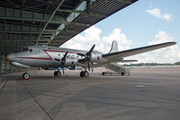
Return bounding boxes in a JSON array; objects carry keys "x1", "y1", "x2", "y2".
[{"x1": 0, "y1": 67, "x2": 180, "y2": 120}]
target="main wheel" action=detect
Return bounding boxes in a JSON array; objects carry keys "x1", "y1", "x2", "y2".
[
  {"x1": 80, "y1": 71, "x2": 84, "y2": 77},
  {"x1": 80, "y1": 71, "x2": 89, "y2": 77},
  {"x1": 84, "y1": 71, "x2": 89, "y2": 77},
  {"x1": 22, "y1": 73, "x2": 30, "y2": 80},
  {"x1": 102, "y1": 72, "x2": 105, "y2": 75},
  {"x1": 54, "y1": 71, "x2": 57, "y2": 76},
  {"x1": 57, "y1": 71, "x2": 61, "y2": 76},
  {"x1": 121, "y1": 72, "x2": 124, "y2": 76}
]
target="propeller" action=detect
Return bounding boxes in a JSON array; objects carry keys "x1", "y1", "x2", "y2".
[
  {"x1": 77, "y1": 44, "x2": 95, "y2": 71},
  {"x1": 54, "y1": 51, "x2": 68, "y2": 74},
  {"x1": 61, "y1": 51, "x2": 68, "y2": 74}
]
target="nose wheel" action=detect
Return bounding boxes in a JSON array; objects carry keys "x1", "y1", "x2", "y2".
[
  {"x1": 22, "y1": 72, "x2": 30, "y2": 80},
  {"x1": 80, "y1": 71, "x2": 89, "y2": 77}
]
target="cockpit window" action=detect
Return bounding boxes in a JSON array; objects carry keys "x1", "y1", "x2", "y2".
[
  {"x1": 22, "y1": 48, "x2": 28, "y2": 51},
  {"x1": 29, "y1": 49, "x2": 33, "y2": 52}
]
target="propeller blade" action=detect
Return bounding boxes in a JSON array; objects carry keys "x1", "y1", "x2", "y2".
[
  {"x1": 54, "y1": 58, "x2": 60, "y2": 61},
  {"x1": 64, "y1": 51, "x2": 68, "y2": 57},
  {"x1": 61, "y1": 51, "x2": 68, "y2": 65},
  {"x1": 89, "y1": 44, "x2": 95, "y2": 53},
  {"x1": 78, "y1": 44, "x2": 95, "y2": 72},
  {"x1": 77, "y1": 53, "x2": 85, "y2": 56},
  {"x1": 88, "y1": 62, "x2": 90, "y2": 71},
  {"x1": 62, "y1": 51, "x2": 68, "y2": 60}
]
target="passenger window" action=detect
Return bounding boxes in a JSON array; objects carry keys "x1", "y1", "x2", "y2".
[{"x1": 29, "y1": 49, "x2": 33, "y2": 52}]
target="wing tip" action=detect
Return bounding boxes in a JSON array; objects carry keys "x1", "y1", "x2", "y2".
[{"x1": 168, "y1": 41, "x2": 177, "y2": 46}]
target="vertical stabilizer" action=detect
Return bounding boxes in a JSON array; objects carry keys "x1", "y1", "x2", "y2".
[{"x1": 108, "y1": 40, "x2": 118, "y2": 53}]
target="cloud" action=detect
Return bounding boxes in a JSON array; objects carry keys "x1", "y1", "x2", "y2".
[
  {"x1": 128, "y1": 31, "x2": 180, "y2": 63},
  {"x1": 102, "y1": 28, "x2": 132, "y2": 51},
  {"x1": 148, "y1": 31, "x2": 173, "y2": 45},
  {"x1": 162, "y1": 13, "x2": 172, "y2": 22},
  {"x1": 62, "y1": 26, "x2": 132, "y2": 53},
  {"x1": 147, "y1": 8, "x2": 173, "y2": 22},
  {"x1": 148, "y1": 1, "x2": 153, "y2": 8},
  {"x1": 147, "y1": 8, "x2": 161, "y2": 18}
]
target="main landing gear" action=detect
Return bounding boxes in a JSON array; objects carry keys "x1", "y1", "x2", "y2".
[
  {"x1": 80, "y1": 71, "x2": 89, "y2": 77},
  {"x1": 54, "y1": 71, "x2": 61, "y2": 76}
]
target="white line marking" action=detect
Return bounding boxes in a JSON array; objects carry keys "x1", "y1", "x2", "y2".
[{"x1": 0, "y1": 79, "x2": 7, "y2": 90}]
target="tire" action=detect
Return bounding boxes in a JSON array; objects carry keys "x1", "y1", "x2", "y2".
[
  {"x1": 102, "y1": 72, "x2": 105, "y2": 75},
  {"x1": 57, "y1": 71, "x2": 61, "y2": 76},
  {"x1": 84, "y1": 71, "x2": 89, "y2": 77},
  {"x1": 121, "y1": 72, "x2": 124, "y2": 76},
  {"x1": 22, "y1": 73, "x2": 30, "y2": 80},
  {"x1": 54, "y1": 71, "x2": 57, "y2": 76},
  {"x1": 80, "y1": 71, "x2": 84, "y2": 77}
]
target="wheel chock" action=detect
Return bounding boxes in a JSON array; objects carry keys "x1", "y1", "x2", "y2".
[{"x1": 22, "y1": 78, "x2": 31, "y2": 80}]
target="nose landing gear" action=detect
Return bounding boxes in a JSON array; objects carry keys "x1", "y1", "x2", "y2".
[
  {"x1": 22, "y1": 72, "x2": 30, "y2": 80},
  {"x1": 22, "y1": 70, "x2": 31, "y2": 80}
]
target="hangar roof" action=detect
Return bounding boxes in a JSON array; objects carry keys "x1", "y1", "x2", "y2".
[{"x1": 0, "y1": 0, "x2": 138, "y2": 55}]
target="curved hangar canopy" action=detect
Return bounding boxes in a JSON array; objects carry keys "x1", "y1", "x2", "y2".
[{"x1": 0, "y1": 0, "x2": 138, "y2": 55}]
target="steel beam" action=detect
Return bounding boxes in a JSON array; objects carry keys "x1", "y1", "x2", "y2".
[
  {"x1": 44, "y1": 29, "x2": 79, "y2": 34},
  {"x1": 116, "y1": 0, "x2": 132, "y2": 4},
  {"x1": 55, "y1": 35, "x2": 71, "y2": 38},
  {"x1": 0, "y1": 6, "x2": 64, "y2": 21},
  {"x1": 58, "y1": 9, "x2": 107, "y2": 17},
  {"x1": 0, "y1": 31, "x2": 40, "y2": 34},
  {"x1": 4, "y1": 58, "x2": 7, "y2": 72},
  {"x1": 0, "y1": 39, "x2": 50, "y2": 41},
  {"x1": 0, "y1": 56, "x2": 2, "y2": 72},
  {"x1": 49, "y1": 21, "x2": 90, "y2": 27},
  {"x1": 0, "y1": 44, "x2": 34, "y2": 46},
  {"x1": 0, "y1": 39, "x2": 37, "y2": 41},
  {"x1": 36, "y1": 0, "x2": 65, "y2": 45},
  {"x1": 0, "y1": 16, "x2": 65, "y2": 23}
]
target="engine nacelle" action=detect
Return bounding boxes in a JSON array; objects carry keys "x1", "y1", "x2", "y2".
[
  {"x1": 64, "y1": 58, "x2": 78, "y2": 66},
  {"x1": 11, "y1": 62, "x2": 31, "y2": 69},
  {"x1": 89, "y1": 52, "x2": 102, "y2": 62}
]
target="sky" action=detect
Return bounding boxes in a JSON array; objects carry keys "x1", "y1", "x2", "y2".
[{"x1": 61, "y1": 0, "x2": 180, "y2": 64}]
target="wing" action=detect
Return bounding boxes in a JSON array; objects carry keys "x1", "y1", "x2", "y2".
[{"x1": 102, "y1": 42, "x2": 176, "y2": 60}]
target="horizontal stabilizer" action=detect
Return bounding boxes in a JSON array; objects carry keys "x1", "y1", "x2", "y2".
[{"x1": 120, "y1": 60, "x2": 138, "y2": 63}]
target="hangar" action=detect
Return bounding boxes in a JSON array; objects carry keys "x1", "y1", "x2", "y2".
[{"x1": 0, "y1": 0, "x2": 138, "y2": 72}]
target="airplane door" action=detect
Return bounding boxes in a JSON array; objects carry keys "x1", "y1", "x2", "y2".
[{"x1": 34, "y1": 48, "x2": 45, "y2": 67}]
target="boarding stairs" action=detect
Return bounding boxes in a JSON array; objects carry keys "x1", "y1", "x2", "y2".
[{"x1": 103, "y1": 62, "x2": 131, "y2": 76}]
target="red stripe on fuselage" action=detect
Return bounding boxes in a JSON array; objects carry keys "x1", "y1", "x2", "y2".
[{"x1": 18, "y1": 57, "x2": 52, "y2": 60}]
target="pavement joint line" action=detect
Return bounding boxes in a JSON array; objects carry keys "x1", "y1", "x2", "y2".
[{"x1": 0, "y1": 78, "x2": 7, "y2": 90}]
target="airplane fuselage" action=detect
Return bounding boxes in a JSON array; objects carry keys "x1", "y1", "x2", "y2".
[{"x1": 7, "y1": 45, "x2": 106, "y2": 68}]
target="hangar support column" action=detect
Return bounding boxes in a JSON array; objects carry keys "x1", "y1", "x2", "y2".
[
  {"x1": 4, "y1": 56, "x2": 8, "y2": 72},
  {"x1": 0, "y1": 55, "x2": 2, "y2": 72}
]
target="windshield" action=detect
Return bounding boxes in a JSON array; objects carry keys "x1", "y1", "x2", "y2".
[{"x1": 22, "y1": 48, "x2": 28, "y2": 51}]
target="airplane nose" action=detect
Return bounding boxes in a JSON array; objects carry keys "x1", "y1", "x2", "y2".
[{"x1": 6, "y1": 53, "x2": 15, "y2": 61}]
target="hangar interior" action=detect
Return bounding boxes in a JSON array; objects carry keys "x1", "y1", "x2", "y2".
[{"x1": 0, "y1": 0, "x2": 138, "y2": 72}]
